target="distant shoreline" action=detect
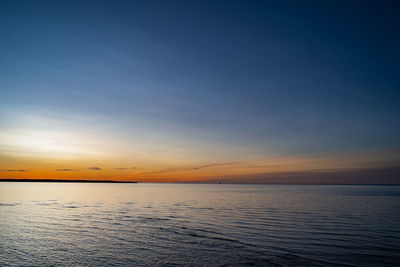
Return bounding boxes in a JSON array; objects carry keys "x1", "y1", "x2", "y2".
[{"x1": 0, "y1": 179, "x2": 137, "y2": 183}]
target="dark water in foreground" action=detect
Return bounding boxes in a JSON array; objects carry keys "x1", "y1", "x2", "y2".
[{"x1": 0, "y1": 183, "x2": 399, "y2": 266}]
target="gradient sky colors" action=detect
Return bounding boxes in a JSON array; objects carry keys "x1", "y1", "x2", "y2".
[{"x1": 1, "y1": 0, "x2": 399, "y2": 183}]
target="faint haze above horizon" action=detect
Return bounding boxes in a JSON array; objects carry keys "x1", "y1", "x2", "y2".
[{"x1": 1, "y1": 0, "x2": 399, "y2": 183}]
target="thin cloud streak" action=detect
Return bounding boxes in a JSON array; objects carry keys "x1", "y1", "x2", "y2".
[
  {"x1": 138, "y1": 161, "x2": 242, "y2": 176},
  {"x1": 88, "y1": 166, "x2": 102, "y2": 170},
  {"x1": 1, "y1": 169, "x2": 28, "y2": 172},
  {"x1": 191, "y1": 162, "x2": 241, "y2": 170}
]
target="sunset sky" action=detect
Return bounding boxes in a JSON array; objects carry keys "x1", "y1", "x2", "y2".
[{"x1": 1, "y1": 0, "x2": 399, "y2": 183}]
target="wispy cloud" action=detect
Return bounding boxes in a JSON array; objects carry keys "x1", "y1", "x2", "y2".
[
  {"x1": 88, "y1": 166, "x2": 102, "y2": 170},
  {"x1": 54, "y1": 169, "x2": 74, "y2": 171},
  {"x1": 115, "y1": 167, "x2": 138, "y2": 170},
  {"x1": 190, "y1": 162, "x2": 240, "y2": 170},
  {"x1": 139, "y1": 162, "x2": 241, "y2": 176},
  {"x1": 1, "y1": 169, "x2": 28, "y2": 172}
]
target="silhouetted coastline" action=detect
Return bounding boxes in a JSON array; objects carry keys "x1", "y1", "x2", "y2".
[{"x1": 0, "y1": 179, "x2": 137, "y2": 183}]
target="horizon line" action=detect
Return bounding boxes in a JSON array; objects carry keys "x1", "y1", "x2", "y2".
[{"x1": 1, "y1": 178, "x2": 399, "y2": 186}]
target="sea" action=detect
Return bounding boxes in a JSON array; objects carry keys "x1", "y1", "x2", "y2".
[{"x1": 0, "y1": 183, "x2": 399, "y2": 266}]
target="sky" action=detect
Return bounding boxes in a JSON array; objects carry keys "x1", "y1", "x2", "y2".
[{"x1": 1, "y1": 0, "x2": 399, "y2": 183}]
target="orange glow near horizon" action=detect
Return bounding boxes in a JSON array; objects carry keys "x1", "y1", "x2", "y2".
[{"x1": 1, "y1": 150, "x2": 399, "y2": 183}]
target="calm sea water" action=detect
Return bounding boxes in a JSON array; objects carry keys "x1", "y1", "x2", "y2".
[{"x1": 0, "y1": 183, "x2": 399, "y2": 266}]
